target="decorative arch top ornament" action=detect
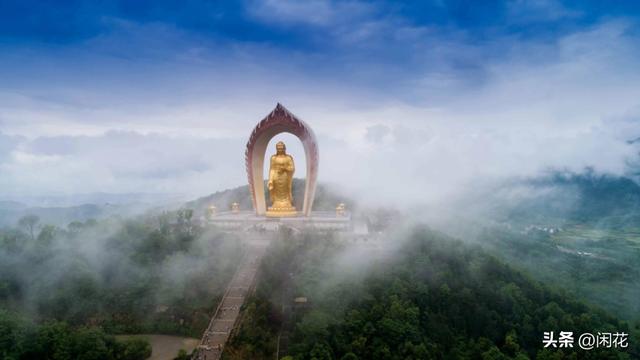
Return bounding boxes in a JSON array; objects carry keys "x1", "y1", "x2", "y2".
[{"x1": 245, "y1": 103, "x2": 319, "y2": 216}]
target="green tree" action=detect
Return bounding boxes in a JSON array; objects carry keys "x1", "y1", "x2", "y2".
[
  {"x1": 174, "y1": 348, "x2": 190, "y2": 360},
  {"x1": 18, "y1": 214, "x2": 39, "y2": 240},
  {"x1": 37, "y1": 224, "x2": 57, "y2": 245},
  {"x1": 119, "y1": 338, "x2": 152, "y2": 360}
]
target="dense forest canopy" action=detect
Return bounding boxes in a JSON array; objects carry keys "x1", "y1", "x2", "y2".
[
  {"x1": 0, "y1": 209, "x2": 242, "y2": 359},
  {"x1": 1, "y1": 172, "x2": 640, "y2": 359},
  {"x1": 1, "y1": 310, "x2": 152, "y2": 360},
  {"x1": 225, "y1": 226, "x2": 640, "y2": 360}
]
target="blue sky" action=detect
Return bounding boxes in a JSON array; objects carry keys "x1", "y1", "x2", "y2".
[
  {"x1": 0, "y1": 0, "x2": 639, "y2": 204},
  {"x1": 2, "y1": 1, "x2": 639, "y2": 43}
]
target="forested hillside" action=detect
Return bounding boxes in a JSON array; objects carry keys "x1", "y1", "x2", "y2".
[
  {"x1": 0, "y1": 209, "x2": 242, "y2": 359},
  {"x1": 475, "y1": 173, "x2": 640, "y2": 324},
  {"x1": 225, "y1": 227, "x2": 639, "y2": 359},
  {"x1": 2, "y1": 174, "x2": 639, "y2": 360},
  {"x1": 1, "y1": 310, "x2": 152, "y2": 360}
]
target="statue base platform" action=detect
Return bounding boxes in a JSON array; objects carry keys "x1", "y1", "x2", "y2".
[
  {"x1": 204, "y1": 211, "x2": 354, "y2": 232},
  {"x1": 266, "y1": 206, "x2": 297, "y2": 217}
]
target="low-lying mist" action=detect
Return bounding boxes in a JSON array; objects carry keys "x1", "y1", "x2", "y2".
[
  {"x1": 0, "y1": 210, "x2": 242, "y2": 335},
  {"x1": 227, "y1": 222, "x2": 640, "y2": 359}
]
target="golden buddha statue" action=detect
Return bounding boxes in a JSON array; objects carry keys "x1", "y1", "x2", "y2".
[
  {"x1": 266, "y1": 141, "x2": 297, "y2": 217},
  {"x1": 231, "y1": 202, "x2": 240, "y2": 213},
  {"x1": 336, "y1": 203, "x2": 346, "y2": 217},
  {"x1": 206, "y1": 205, "x2": 217, "y2": 219}
]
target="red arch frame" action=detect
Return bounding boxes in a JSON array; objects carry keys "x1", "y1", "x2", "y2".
[{"x1": 245, "y1": 104, "x2": 319, "y2": 216}]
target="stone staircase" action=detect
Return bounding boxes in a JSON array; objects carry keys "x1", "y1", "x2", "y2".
[{"x1": 193, "y1": 237, "x2": 268, "y2": 360}]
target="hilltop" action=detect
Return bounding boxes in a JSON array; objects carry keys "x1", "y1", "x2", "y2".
[{"x1": 185, "y1": 179, "x2": 351, "y2": 215}]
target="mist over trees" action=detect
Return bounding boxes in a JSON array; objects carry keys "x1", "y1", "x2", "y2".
[
  {"x1": 0, "y1": 208, "x2": 244, "y2": 358},
  {"x1": 2, "y1": 172, "x2": 640, "y2": 359},
  {"x1": 225, "y1": 226, "x2": 640, "y2": 360}
]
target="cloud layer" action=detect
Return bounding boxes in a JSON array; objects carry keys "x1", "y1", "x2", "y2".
[{"x1": 0, "y1": 0, "x2": 639, "y2": 205}]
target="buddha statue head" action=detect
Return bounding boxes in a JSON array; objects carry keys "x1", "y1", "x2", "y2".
[{"x1": 276, "y1": 141, "x2": 286, "y2": 155}]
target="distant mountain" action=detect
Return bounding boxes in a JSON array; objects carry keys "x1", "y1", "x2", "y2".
[
  {"x1": 550, "y1": 171, "x2": 640, "y2": 225},
  {"x1": 500, "y1": 171, "x2": 640, "y2": 228},
  {"x1": 0, "y1": 193, "x2": 185, "y2": 227},
  {"x1": 0, "y1": 203, "x2": 137, "y2": 227},
  {"x1": 0, "y1": 192, "x2": 183, "y2": 208},
  {"x1": 476, "y1": 171, "x2": 640, "y2": 323},
  {"x1": 0, "y1": 200, "x2": 26, "y2": 211}
]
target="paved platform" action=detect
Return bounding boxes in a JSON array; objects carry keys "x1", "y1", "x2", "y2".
[{"x1": 206, "y1": 211, "x2": 351, "y2": 231}]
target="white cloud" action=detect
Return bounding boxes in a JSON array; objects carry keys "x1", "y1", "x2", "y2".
[
  {"x1": 245, "y1": 0, "x2": 375, "y2": 27},
  {"x1": 0, "y1": 16, "x2": 639, "y2": 206},
  {"x1": 507, "y1": 0, "x2": 582, "y2": 23}
]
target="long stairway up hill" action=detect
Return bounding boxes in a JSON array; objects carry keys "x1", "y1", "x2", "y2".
[{"x1": 194, "y1": 234, "x2": 269, "y2": 360}]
